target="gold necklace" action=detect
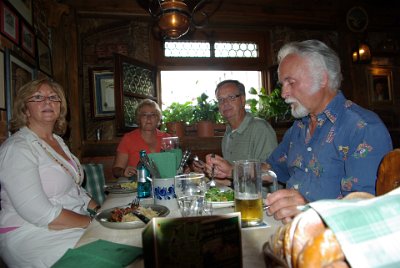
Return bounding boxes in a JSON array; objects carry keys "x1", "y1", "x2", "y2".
[{"x1": 35, "y1": 140, "x2": 82, "y2": 184}]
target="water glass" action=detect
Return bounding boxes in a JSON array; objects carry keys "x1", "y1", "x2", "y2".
[
  {"x1": 174, "y1": 173, "x2": 207, "y2": 217},
  {"x1": 161, "y1": 137, "x2": 180, "y2": 151}
]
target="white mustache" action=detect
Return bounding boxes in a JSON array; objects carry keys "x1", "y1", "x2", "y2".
[{"x1": 285, "y1": 97, "x2": 299, "y2": 104}]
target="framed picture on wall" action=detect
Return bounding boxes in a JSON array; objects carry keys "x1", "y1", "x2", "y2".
[
  {"x1": 0, "y1": 50, "x2": 5, "y2": 109},
  {"x1": 368, "y1": 67, "x2": 393, "y2": 104},
  {"x1": 89, "y1": 67, "x2": 115, "y2": 119},
  {"x1": 37, "y1": 38, "x2": 52, "y2": 76},
  {"x1": 5, "y1": 49, "x2": 35, "y2": 121},
  {"x1": 0, "y1": 1, "x2": 19, "y2": 44},
  {"x1": 21, "y1": 21, "x2": 35, "y2": 57},
  {"x1": 8, "y1": 0, "x2": 32, "y2": 25}
]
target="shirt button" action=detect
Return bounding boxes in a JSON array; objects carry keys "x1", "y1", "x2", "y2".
[
  {"x1": 307, "y1": 147, "x2": 312, "y2": 152},
  {"x1": 305, "y1": 168, "x2": 308, "y2": 172}
]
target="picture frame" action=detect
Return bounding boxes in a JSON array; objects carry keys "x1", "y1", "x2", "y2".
[
  {"x1": 346, "y1": 6, "x2": 369, "y2": 33},
  {"x1": 0, "y1": 1, "x2": 19, "y2": 44},
  {"x1": 368, "y1": 67, "x2": 393, "y2": 104},
  {"x1": 37, "y1": 38, "x2": 52, "y2": 76},
  {"x1": 114, "y1": 54, "x2": 158, "y2": 134},
  {"x1": 5, "y1": 49, "x2": 35, "y2": 121},
  {"x1": 0, "y1": 50, "x2": 5, "y2": 109},
  {"x1": 21, "y1": 21, "x2": 35, "y2": 57},
  {"x1": 8, "y1": 0, "x2": 32, "y2": 25},
  {"x1": 89, "y1": 67, "x2": 115, "y2": 119}
]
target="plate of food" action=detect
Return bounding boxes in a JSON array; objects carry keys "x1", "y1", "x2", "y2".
[
  {"x1": 105, "y1": 181, "x2": 137, "y2": 194},
  {"x1": 95, "y1": 204, "x2": 169, "y2": 229},
  {"x1": 205, "y1": 187, "x2": 235, "y2": 208}
]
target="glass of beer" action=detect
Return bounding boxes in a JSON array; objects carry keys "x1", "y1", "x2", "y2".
[{"x1": 233, "y1": 160, "x2": 264, "y2": 227}]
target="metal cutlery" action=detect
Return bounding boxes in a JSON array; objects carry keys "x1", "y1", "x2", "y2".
[
  {"x1": 208, "y1": 153, "x2": 216, "y2": 188},
  {"x1": 177, "y1": 149, "x2": 191, "y2": 174},
  {"x1": 130, "y1": 197, "x2": 150, "y2": 224}
]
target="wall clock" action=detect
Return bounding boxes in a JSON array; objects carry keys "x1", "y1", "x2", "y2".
[{"x1": 346, "y1": 6, "x2": 369, "y2": 32}]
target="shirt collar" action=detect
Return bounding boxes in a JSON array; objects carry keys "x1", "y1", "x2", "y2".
[
  {"x1": 226, "y1": 113, "x2": 253, "y2": 134},
  {"x1": 300, "y1": 91, "x2": 346, "y2": 125}
]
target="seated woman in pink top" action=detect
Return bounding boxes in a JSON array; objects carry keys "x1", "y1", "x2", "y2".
[{"x1": 112, "y1": 99, "x2": 171, "y2": 178}]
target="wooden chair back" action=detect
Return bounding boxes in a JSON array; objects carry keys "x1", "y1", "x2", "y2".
[{"x1": 376, "y1": 148, "x2": 400, "y2": 196}]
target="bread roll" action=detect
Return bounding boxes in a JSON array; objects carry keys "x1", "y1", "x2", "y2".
[
  {"x1": 297, "y1": 228, "x2": 345, "y2": 268},
  {"x1": 291, "y1": 209, "x2": 325, "y2": 268}
]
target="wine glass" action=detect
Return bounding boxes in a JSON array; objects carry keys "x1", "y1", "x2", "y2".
[
  {"x1": 161, "y1": 137, "x2": 180, "y2": 151},
  {"x1": 174, "y1": 173, "x2": 207, "y2": 217}
]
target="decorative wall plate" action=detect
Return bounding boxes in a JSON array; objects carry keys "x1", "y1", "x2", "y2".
[{"x1": 346, "y1": 6, "x2": 369, "y2": 32}]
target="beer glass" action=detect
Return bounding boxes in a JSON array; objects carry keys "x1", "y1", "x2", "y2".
[{"x1": 233, "y1": 160, "x2": 268, "y2": 227}]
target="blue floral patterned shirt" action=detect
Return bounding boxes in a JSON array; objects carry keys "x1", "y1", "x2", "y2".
[{"x1": 267, "y1": 91, "x2": 392, "y2": 202}]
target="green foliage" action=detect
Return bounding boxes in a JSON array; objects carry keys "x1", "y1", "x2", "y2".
[
  {"x1": 193, "y1": 93, "x2": 220, "y2": 123},
  {"x1": 162, "y1": 101, "x2": 194, "y2": 125},
  {"x1": 247, "y1": 86, "x2": 292, "y2": 122}
]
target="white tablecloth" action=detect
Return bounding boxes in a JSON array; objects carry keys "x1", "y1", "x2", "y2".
[{"x1": 75, "y1": 193, "x2": 282, "y2": 267}]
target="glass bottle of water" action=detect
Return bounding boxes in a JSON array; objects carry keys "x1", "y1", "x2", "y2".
[{"x1": 137, "y1": 150, "x2": 152, "y2": 198}]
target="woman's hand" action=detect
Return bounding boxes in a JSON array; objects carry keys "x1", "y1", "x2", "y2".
[
  {"x1": 205, "y1": 154, "x2": 233, "y2": 179},
  {"x1": 123, "y1": 166, "x2": 137, "y2": 177},
  {"x1": 265, "y1": 189, "x2": 307, "y2": 224}
]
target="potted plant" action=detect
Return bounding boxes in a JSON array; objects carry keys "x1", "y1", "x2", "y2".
[
  {"x1": 247, "y1": 86, "x2": 292, "y2": 126},
  {"x1": 162, "y1": 101, "x2": 194, "y2": 137},
  {"x1": 193, "y1": 93, "x2": 219, "y2": 137}
]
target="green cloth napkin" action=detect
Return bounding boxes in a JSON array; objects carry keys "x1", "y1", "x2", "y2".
[
  {"x1": 149, "y1": 149, "x2": 182, "y2": 178},
  {"x1": 52, "y1": 239, "x2": 142, "y2": 268}
]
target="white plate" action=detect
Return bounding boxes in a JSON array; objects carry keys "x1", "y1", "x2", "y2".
[
  {"x1": 95, "y1": 204, "x2": 169, "y2": 229},
  {"x1": 211, "y1": 201, "x2": 234, "y2": 209},
  {"x1": 105, "y1": 184, "x2": 137, "y2": 194}
]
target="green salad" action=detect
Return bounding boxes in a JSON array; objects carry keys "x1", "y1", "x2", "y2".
[{"x1": 205, "y1": 188, "x2": 234, "y2": 202}]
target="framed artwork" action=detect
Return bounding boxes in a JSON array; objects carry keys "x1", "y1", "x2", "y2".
[
  {"x1": 5, "y1": 49, "x2": 35, "y2": 121},
  {"x1": 114, "y1": 53, "x2": 157, "y2": 134},
  {"x1": 0, "y1": 50, "x2": 5, "y2": 109},
  {"x1": 8, "y1": 0, "x2": 32, "y2": 25},
  {"x1": 89, "y1": 67, "x2": 115, "y2": 119},
  {"x1": 0, "y1": 1, "x2": 19, "y2": 44},
  {"x1": 368, "y1": 67, "x2": 393, "y2": 104},
  {"x1": 21, "y1": 21, "x2": 35, "y2": 57},
  {"x1": 346, "y1": 6, "x2": 369, "y2": 33},
  {"x1": 37, "y1": 38, "x2": 52, "y2": 76}
]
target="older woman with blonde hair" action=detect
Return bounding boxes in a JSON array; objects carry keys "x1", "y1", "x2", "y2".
[
  {"x1": 112, "y1": 99, "x2": 171, "y2": 178},
  {"x1": 0, "y1": 78, "x2": 99, "y2": 267}
]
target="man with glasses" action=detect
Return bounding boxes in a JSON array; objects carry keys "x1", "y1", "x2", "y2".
[{"x1": 216, "y1": 79, "x2": 277, "y2": 164}]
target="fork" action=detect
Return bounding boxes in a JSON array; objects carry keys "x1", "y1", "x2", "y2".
[
  {"x1": 129, "y1": 197, "x2": 150, "y2": 224},
  {"x1": 208, "y1": 153, "x2": 217, "y2": 188}
]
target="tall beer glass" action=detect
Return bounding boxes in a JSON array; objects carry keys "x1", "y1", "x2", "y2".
[{"x1": 233, "y1": 160, "x2": 264, "y2": 227}]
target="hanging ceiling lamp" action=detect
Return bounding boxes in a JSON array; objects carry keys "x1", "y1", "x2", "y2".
[{"x1": 137, "y1": 0, "x2": 215, "y2": 39}]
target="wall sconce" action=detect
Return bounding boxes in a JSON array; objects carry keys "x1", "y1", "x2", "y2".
[
  {"x1": 137, "y1": 0, "x2": 215, "y2": 40},
  {"x1": 352, "y1": 42, "x2": 372, "y2": 64}
]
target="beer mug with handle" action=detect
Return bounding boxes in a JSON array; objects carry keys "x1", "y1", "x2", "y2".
[{"x1": 233, "y1": 160, "x2": 277, "y2": 227}]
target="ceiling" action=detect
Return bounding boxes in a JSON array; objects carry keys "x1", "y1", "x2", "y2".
[{"x1": 59, "y1": 0, "x2": 400, "y2": 31}]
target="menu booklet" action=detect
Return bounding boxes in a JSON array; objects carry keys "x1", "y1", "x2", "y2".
[{"x1": 142, "y1": 213, "x2": 242, "y2": 268}]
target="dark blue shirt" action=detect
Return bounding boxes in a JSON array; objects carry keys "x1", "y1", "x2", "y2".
[{"x1": 267, "y1": 91, "x2": 392, "y2": 202}]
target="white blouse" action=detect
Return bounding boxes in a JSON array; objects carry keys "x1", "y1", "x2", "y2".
[{"x1": 0, "y1": 127, "x2": 90, "y2": 228}]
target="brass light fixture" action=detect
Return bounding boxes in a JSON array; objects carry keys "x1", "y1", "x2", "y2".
[
  {"x1": 137, "y1": 0, "x2": 214, "y2": 39},
  {"x1": 352, "y1": 42, "x2": 372, "y2": 64}
]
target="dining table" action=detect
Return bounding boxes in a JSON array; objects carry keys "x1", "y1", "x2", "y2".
[{"x1": 75, "y1": 191, "x2": 283, "y2": 268}]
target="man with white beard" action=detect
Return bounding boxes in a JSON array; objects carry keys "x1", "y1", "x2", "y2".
[{"x1": 205, "y1": 40, "x2": 392, "y2": 223}]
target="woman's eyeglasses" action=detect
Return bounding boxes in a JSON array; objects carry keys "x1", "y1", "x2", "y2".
[
  {"x1": 27, "y1": 95, "x2": 62, "y2": 103},
  {"x1": 140, "y1": 112, "x2": 157, "y2": 119}
]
